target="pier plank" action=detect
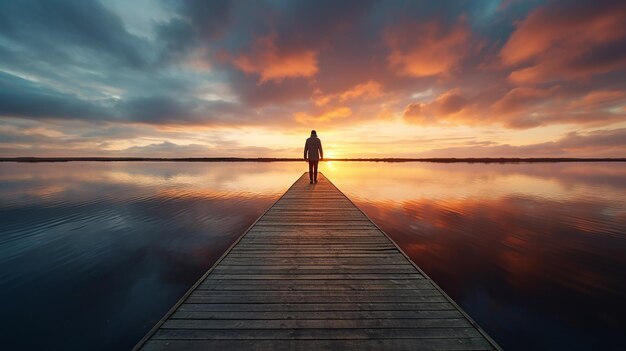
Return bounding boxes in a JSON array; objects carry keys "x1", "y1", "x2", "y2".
[{"x1": 133, "y1": 173, "x2": 500, "y2": 350}]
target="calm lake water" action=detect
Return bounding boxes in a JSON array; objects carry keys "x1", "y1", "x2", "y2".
[{"x1": 0, "y1": 161, "x2": 624, "y2": 350}]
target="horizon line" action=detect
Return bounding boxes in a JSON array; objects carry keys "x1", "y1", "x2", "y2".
[{"x1": 1, "y1": 157, "x2": 625, "y2": 163}]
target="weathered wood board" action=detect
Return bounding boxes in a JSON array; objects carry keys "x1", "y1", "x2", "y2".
[{"x1": 134, "y1": 172, "x2": 500, "y2": 350}]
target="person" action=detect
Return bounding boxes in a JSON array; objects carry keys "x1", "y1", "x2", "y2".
[{"x1": 304, "y1": 130, "x2": 323, "y2": 184}]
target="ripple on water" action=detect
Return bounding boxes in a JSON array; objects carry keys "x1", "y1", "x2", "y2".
[{"x1": 1, "y1": 161, "x2": 624, "y2": 351}]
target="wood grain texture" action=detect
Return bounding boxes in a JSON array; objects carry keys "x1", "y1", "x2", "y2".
[{"x1": 133, "y1": 172, "x2": 500, "y2": 350}]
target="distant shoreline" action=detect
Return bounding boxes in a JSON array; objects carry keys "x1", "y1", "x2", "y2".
[{"x1": 1, "y1": 157, "x2": 624, "y2": 163}]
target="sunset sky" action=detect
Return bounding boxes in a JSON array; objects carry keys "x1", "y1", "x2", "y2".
[{"x1": 1, "y1": 0, "x2": 625, "y2": 158}]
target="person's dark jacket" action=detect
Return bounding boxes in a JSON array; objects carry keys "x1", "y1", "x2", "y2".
[{"x1": 304, "y1": 137, "x2": 323, "y2": 161}]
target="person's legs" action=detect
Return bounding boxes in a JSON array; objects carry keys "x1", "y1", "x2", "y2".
[
  {"x1": 313, "y1": 161, "x2": 319, "y2": 182},
  {"x1": 308, "y1": 161, "x2": 314, "y2": 183}
]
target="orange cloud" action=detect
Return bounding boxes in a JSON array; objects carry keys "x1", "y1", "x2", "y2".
[
  {"x1": 566, "y1": 90, "x2": 626, "y2": 110},
  {"x1": 234, "y1": 34, "x2": 318, "y2": 83},
  {"x1": 313, "y1": 80, "x2": 382, "y2": 106},
  {"x1": 501, "y1": 1, "x2": 626, "y2": 83},
  {"x1": 403, "y1": 90, "x2": 468, "y2": 124},
  {"x1": 401, "y1": 84, "x2": 626, "y2": 129},
  {"x1": 386, "y1": 19, "x2": 471, "y2": 77},
  {"x1": 491, "y1": 87, "x2": 553, "y2": 115},
  {"x1": 294, "y1": 106, "x2": 352, "y2": 124},
  {"x1": 339, "y1": 80, "x2": 382, "y2": 101},
  {"x1": 488, "y1": 86, "x2": 626, "y2": 128},
  {"x1": 311, "y1": 90, "x2": 332, "y2": 107}
]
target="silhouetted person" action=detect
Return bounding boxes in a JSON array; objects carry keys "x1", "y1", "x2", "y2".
[{"x1": 304, "y1": 130, "x2": 323, "y2": 184}]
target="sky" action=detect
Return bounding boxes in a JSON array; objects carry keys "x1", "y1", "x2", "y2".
[{"x1": 0, "y1": 0, "x2": 625, "y2": 158}]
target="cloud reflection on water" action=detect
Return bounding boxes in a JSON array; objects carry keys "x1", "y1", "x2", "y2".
[
  {"x1": 0, "y1": 161, "x2": 624, "y2": 350},
  {"x1": 0, "y1": 162, "x2": 304, "y2": 350},
  {"x1": 327, "y1": 162, "x2": 625, "y2": 350}
]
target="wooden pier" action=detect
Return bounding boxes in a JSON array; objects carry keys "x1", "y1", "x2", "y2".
[{"x1": 134, "y1": 173, "x2": 500, "y2": 350}]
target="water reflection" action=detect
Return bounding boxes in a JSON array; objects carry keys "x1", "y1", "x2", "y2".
[
  {"x1": 0, "y1": 161, "x2": 624, "y2": 350},
  {"x1": 327, "y1": 162, "x2": 626, "y2": 350},
  {"x1": 0, "y1": 162, "x2": 303, "y2": 350}
]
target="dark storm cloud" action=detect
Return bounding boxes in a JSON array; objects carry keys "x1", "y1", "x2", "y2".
[
  {"x1": 175, "y1": 0, "x2": 232, "y2": 39},
  {"x1": 0, "y1": 0, "x2": 240, "y2": 126},
  {"x1": 0, "y1": 72, "x2": 112, "y2": 120},
  {"x1": 0, "y1": 71, "x2": 249, "y2": 126},
  {"x1": 155, "y1": 0, "x2": 232, "y2": 62},
  {"x1": 0, "y1": 71, "x2": 246, "y2": 126},
  {"x1": 0, "y1": 0, "x2": 149, "y2": 69},
  {"x1": 0, "y1": 129, "x2": 58, "y2": 144},
  {"x1": 120, "y1": 95, "x2": 248, "y2": 125}
]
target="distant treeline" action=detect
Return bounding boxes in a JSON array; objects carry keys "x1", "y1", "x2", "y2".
[{"x1": 1, "y1": 157, "x2": 625, "y2": 163}]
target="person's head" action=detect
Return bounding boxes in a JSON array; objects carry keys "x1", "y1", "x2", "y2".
[{"x1": 310, "y1": 130, "x2": 317, "y2": 137}]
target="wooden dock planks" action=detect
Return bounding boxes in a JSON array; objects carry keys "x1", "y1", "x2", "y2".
[{"x1": 134, "y1": 173, "x2": 500, "y2": 350}]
